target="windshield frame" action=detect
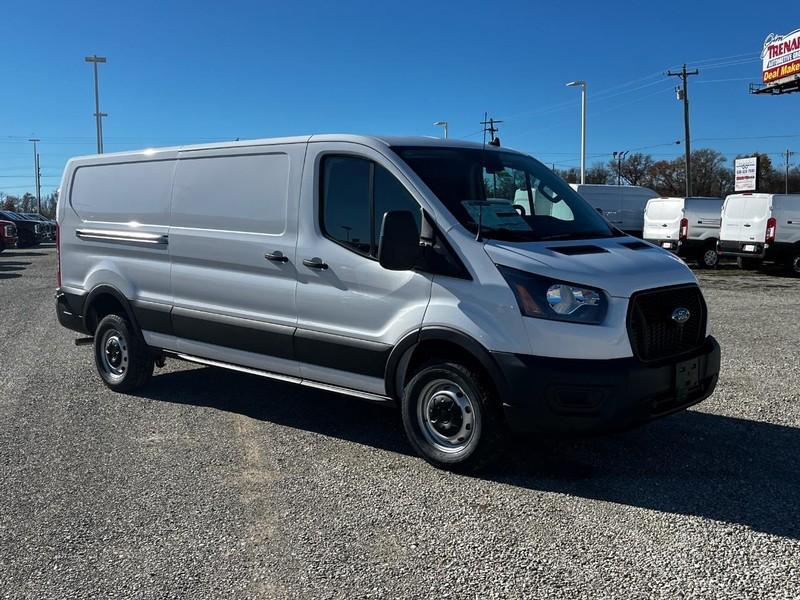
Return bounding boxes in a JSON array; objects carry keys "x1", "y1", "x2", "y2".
[{"x1": 391, "y1": 146, "x2": 619, "y2": 243}]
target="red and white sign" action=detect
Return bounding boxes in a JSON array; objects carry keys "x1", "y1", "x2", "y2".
[
  {"x1": 734, "y1": 157, "x2": 758, "y2": 192},
  {"x1": 762, "y1": 28, "x2": 800, "y2": 84}
]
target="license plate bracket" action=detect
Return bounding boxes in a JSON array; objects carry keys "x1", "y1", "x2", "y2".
[{"x1": 675, "y1": 357, "x2": 700, "y2": 403}]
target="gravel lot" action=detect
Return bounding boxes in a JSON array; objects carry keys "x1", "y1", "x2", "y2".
[{"x1": 1, "y1": 246, "x2": 798, "y2": 599}]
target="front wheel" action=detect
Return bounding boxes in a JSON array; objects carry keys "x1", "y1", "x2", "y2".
[
  {"x1": 402, "y1": 361, "x2": 506, "y2": 472},
  {"x1": 696, "y1": 247, "x2": 719, "y2": 269},
  {"x1": 94, "y1": 313, "x2": 154, "y2": 393},
  {"x1": 737, "y1": 256, "x2": 762, "y2": 270}
]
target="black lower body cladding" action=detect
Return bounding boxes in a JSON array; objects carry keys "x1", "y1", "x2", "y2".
[{"x1": 496, "y1": 337, "x2": 720, "y2": 434}]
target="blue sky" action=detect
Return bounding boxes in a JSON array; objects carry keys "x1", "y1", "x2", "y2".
[{"x1": 2, "y1": 0, "x2": 798, "y2": 196}]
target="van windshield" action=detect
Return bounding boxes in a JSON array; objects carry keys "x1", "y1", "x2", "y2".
[{"x1": 392, "y1": 146, "x2": 619, "y2": 242}]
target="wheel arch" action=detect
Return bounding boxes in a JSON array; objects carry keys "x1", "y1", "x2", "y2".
[
  {"x1": 385, "y1": 327, "x2": 510, "y2": 405},
  {"x1": 83, "y1": 284, "x2": 140, "y2": 336}
]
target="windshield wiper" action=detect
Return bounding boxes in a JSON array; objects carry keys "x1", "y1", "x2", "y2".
[{"x1": 468, "y1": 224, "x2": 530, "y2": 241}]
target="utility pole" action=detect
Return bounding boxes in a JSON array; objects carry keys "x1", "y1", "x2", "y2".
[
  {"x1": 667, "y1": 64, "x2": 699, "y2": 197},
  {"x1": 433, "y1": 121, "x2": 448, "y2": 139},
  {"x1": 613, "y1": 150, "x2": 629, "y2": 185},
  {"x1": 784, "y1": 149, "x2": 795, "y2": 194},
  {"x1": 480, "y1": 114, "x2": 503, "y2": 145},
  {"x1": 28, "y1": 138, "x2": 41, "y2": 214},
  {"x1": 84, "y1": 55, "x2": 107, "y2": 154}
]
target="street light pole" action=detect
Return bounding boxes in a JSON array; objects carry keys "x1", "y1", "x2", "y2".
[
  {"x1": 84, "y1": 55, "x2": 107, "y2": 154},
  {"x1": 566, "y1": 81, "x2": 586, "y2": 184},
  {"x1": 28, "y1": 138, "x2": 41, "y2": 214},
  {"x1": 433, "y1": 121, "x2": 448, "y2": 139}
]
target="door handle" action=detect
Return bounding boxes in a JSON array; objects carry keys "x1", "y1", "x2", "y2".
[
  {"x1": 302, "y1": 257, "x2": 328, "y2": 270},
  {"x1": 265, "y1": 251, "x2": 289, "y2": 263},
  {"x1": 743, "y1": 223, "x2": 751, "y2": 227}
]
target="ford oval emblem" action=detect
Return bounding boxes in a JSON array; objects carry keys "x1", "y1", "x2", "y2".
[{"x1": 671, "y1": 307, "x2": 691, "y2": 324}]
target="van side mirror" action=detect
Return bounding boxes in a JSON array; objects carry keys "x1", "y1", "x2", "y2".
[{"x1": 378, "y1": 211, "x2": 420, "y2": 271}]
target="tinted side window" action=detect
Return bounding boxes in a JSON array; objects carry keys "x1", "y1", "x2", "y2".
[
  {"x1": 321, "y1": 156, "x2": 371, "y2": 255},
  {"x1": 373, "y1": 165, "x2": 421, "y2": 251}
]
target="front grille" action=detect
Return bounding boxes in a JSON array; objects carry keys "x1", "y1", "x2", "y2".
[{"x1": 627, "y1": 285, "x2": 706, "y2": 362}]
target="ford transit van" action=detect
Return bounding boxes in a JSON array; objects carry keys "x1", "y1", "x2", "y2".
[
  {"x1": 719, "y1": 193, "x2": 800, "y2": 274},
  {"x1": 643, "y1": 197, "x2": 723, "y2": 268},
  {"x1": 55, "y1": 135, "x2": 720, "y2": 470},
  {"x1": 569, "y1": 184, "x2": 658, "y2": 238}
]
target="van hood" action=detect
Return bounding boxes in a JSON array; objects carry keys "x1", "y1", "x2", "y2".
[{"x1": 484, "y1": 237, "x2": 696, "y2": 298}]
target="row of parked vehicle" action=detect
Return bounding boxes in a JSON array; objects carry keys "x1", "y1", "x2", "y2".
[
  {"x1": 0, "y1": 210, "x2": 57, "y2": 250},
  {"x1": 560, "y1": 185, "x2": 800, "y2": 276}
]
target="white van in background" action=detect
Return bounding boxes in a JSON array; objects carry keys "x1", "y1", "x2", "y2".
[
  {"x1": 569, "y1": 184, "x2": 658, "y2": 238},
  {"x1": 55, "y1": 135, "x2": 720, "y2": 471},
  {"x1": 643, "y1": 197, "x2": 723, "y2": 268},
  {"x1": 718, "y1": 193, "x2": 800, "y2": 274}
]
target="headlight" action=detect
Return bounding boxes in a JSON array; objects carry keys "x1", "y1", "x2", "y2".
[
  {"x1": 497, "y1": 265, "x2": 608, "y2": 324},
  {"x1": 34, "y1": 224, "x2": 41, "y2": 233}
]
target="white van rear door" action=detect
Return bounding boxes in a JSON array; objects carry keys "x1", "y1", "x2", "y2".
[
  {"x1": 741, "y1": 195, "x2": 771, "y2": 243},
  {"x1": 720, "y1": 195, "x2": 746, "y2": 241},
  {"x1": 643, "y1": 198, "x2": 682, "y2": 241}
]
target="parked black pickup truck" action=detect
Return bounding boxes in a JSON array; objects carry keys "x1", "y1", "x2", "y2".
[
  {"x1": 0, "y1": 211, "x2": 43, "y2": 248},
  {"x1": 20, "y1": 213, "x2": 56, "y2": 241}
]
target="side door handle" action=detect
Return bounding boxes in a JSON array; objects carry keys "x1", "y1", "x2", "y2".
[
  {"x1": 265, "y1": 251, "x2": 289, "y2": 263},
  {"x1": 302, "y1": 257, "x2": 328, "y2": 270},
  {"x1": 743, "y1": 223, "x2": 751, "y2": 227}
]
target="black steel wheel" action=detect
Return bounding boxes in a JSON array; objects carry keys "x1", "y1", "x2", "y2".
[{"x1": 93, "y1": 313, "x2": 154, "y2": 393}]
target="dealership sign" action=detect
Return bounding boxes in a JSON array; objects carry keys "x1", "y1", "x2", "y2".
[
  {"x1": 734, "y1": 157, "x2": 758, "y2": 192},
  {"x1": 762, "y1": 28, "x2": 800, "y2": 84}
]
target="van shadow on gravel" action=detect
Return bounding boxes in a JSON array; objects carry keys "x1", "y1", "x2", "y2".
[{"x1": 139, "y1": 366, "x2": 800, "y2": 540}]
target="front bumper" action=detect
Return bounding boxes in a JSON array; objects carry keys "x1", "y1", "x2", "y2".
[{"x1": 495, "y1": 336, "x2": 720, "y2": 434}]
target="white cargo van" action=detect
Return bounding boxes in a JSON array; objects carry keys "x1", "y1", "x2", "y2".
[
  {"x1": 719, "y1": 193, "x2": 800, "y2": 274},
  {"x1": 643, "y1": 197, "x2": 723, "y2": 268},
  {"x1": 569, "y1": 184, "x2": 658, "y2": 238},
  {"x1": 55, "y1": 135, "x2": 720, "y2": 470}
]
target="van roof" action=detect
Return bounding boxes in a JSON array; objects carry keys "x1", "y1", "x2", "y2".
[{"x1": 64, "y1": 134, "x2": 524, "y2": 163}]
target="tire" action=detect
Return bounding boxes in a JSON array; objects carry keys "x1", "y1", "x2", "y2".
[
  {"x1": 696, "y1": 246, "x2": 719, "y2": 269},
  {"x1": 401, "y1": 361, "x2": 506, "y2": 472},
  {"x1": 93, "y1": 313, "x2": 154, "y2": 393},
  {"x1": 737, "y1": 256, "x2": 762, "y2": 270},
  {"x1": 786, "y1": 252, "x2": 800, "y2": 278}
]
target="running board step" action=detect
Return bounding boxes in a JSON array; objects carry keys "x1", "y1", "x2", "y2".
[{"x1": 168, "y1": 352, "x2": 392, "y2": 403}]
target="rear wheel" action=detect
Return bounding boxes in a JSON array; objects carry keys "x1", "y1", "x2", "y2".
[
  {"x1": 402, "y1": 361, "x2": 506, "y2": 472},
  {"x1": 786, "y1": 252, "x2": 800, "y2": 278},
  {"x1": 696, "y1": 246, "x2": 719, "y2": 269},
  {"x1": 737, "y1": 256, "x2": 762, "y2": 270},
  {"x1": 93, "y1": 313, "x2": 154, "y2": 393}
]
